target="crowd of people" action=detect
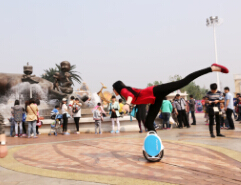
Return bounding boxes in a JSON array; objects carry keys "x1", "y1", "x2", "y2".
[{"x1": 6, "y1": 83, "x2": 240, "y2": 138}]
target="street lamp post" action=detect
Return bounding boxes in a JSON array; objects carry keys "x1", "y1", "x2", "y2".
[{"x1": 206, "y1": 16, "x2": 222, "y2": 90}]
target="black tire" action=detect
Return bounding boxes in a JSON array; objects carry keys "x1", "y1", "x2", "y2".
[{"x1": 143, "y1": 150, "x2": 164, "y2": 162}]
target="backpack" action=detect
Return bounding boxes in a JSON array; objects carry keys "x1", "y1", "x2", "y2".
[{"x1": 72, "y1": 104, "x2": 80, "y2": 114}]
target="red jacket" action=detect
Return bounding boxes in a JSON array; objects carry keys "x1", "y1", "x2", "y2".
[{"x1": 120, "y1": 86, "x2": 156, "y2": 105}]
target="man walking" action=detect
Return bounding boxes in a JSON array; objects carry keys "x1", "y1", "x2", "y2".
[
  {"x1": 189, "y1": 95, "x2": 196, "y2": 125},
  {"x1": 173, "y1": 94, "x2": 190, "y2": 128},
  {"x1": 224, "y1": 87, "x2": 235, "y2": 130},
  {"x1": 206, "y1": 83, "x2": 225, "y2": 138}
]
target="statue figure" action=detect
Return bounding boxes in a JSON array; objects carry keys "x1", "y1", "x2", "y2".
[
  {"x1": 58, "y1": 61, "x2": 73, "y2": 94},
  {"x1": 97, "y1": 82, "x2": 111, "y2": 104},
  {"x1": 53, "y1": 72, "x2": 60, "y2": 91},
  {"x1": 22, "y1": 63, "x2": 39, "y2": 84}
]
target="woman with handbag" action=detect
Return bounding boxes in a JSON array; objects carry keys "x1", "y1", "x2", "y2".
[
  {"x1": 26, "y1": 98, "x2": 39, "y2": 138},
  {"x1": 113, "y1": 64, "x2": 229, "y2": 131}
]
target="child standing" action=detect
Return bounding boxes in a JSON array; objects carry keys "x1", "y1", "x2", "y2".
[
  {"x1": 220, "y1": 103, "x2": 229, "y2": 129},
  {"x1": 93, "y1": 106, "x2": 102, "y2": 134},
  {"x1": 119, "y1": 99, "x2": 126, "y2": 116},
  {"x1": 109, "y1": 96, "x2": 120, "y2": 133}
]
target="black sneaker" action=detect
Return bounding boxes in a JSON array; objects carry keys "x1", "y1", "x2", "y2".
[
  {"x1": 191, "y1": 123, "x2": 196, "y2": 125},
  {"x1": 227, "y1": 128, "x2": 235, "y2": 130},
  {"x1": 187, "y1": 125, "x2": 190, "y2": 128},
  {"x1": 217, "y1": 134, "x2": 225, "y2": 137},
  {"x1": 210, "y1": 134, "x2": 215, "y2": 138},
  {"x1": 178, "y1": 127, "x2": 183, "y2": 129}
]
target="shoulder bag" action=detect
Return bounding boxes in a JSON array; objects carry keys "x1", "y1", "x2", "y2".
[{"x1": 29, "y1": 105, "x2": 40, "y2": 126}]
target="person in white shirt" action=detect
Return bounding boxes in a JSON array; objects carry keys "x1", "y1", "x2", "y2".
[
  {"x1": 72, "y1": 98, "x2": 82, "y2": 134},
  {"x1": 62, "y1": 98, "x2": 69, "y2": 135},
  {"x1": 68, "y1": 96, "x2": 75, "y2": 116}
]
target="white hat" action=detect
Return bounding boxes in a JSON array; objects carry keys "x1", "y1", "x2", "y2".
[{"x1": 62, "y1": 98, "x2": 67, "y2": 102}]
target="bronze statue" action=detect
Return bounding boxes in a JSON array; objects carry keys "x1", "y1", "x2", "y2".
[
  {"x1": 97, "y1": 82, "x2": 111, "y2": 104},
  {"x1": 58, "y1": 61, "x2": 73, "y2": 94},
  {"x1": 53, "y1": 72, "x2": 60, "y2": 91},
  {"x1": 22, "y1": 63, "x2": 39, "y2": 84}
]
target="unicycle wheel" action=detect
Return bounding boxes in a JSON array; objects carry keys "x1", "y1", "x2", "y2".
[{"x1": 143, "y1": 150, "x2": 164, "y2": 162}]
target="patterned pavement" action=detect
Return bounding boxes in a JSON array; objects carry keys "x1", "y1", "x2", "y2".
[{"x1": 1, "y1": 119, "x2": 241, "y2": 185}]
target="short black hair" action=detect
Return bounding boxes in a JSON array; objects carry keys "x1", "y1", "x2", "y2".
[
  {"x1": 237, "y1": 93, "x2": 241, "y2": 96},
  {"x1": 29, "y1": 98, "x2": 36, "y2": 104},
  {"x1": 35, "y1": 99, "x2": 40, "y2": 106},
  {"x1": 119, "y1": 99, "x2": 123, "y2": 103},
  {"x1": 163, "y1": 97, "x2": 167, "y2": 100},
  {"x1": 14, "y1": 100, "x2": 20, "y2": 106},
  {"x1": 210, "y1": 83, "x2": 217, "y2": 90},
  {"x1": 75, "y1": 98, "x2": 79, "y2": 101},
  {"x1": 111, "y1": 95, "x2": 116, "y2": 99},
  {"x1": 224, "y1": 87, "x2": 230, "y2": 91},
  {"x1": 55, "y1": 105, "x2": 60, "y2": 108},
  {"x1": 71, "y1": 96, "x2": 75, "y2": 100},
  {"x1": 190, "y1": 95, "x2": 193, "y2": 98},
  {"x1": 97, "y1": 103, "x2": 101, "y2": 106},
  {"x1": 176, "y1": 94, "x2": 180, "y2": 97}
]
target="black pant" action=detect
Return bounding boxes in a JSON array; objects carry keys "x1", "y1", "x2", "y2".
[
  {"x1": 63, "y1": 113, "x2": 68, "y2": 132},
  {"x1": 209, "y1": 108, "x2": 221, "y2": 135},
  {"x1": 22, "y1": 122, "x2": 26, "y2": 134},
  {"x1": 36, "y1": 126, "x2": 39, "y2": 134},
  {"x1": 74, "y1": 117, "x2": 80, "y2": 131},
  {"x1": 226, "y1": 108, "x2": 235, "y2": 129},
  {"x1": 145, "y1": 67, "x2": 212, "y2": 131},
  {"x1": 191, "y1": 111, "x2": 196, "y2": 124},
  {"x1": 177, "y1": 110, "x2": 189, "y2": 127}
]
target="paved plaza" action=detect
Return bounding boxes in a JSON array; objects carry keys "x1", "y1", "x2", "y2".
[{"x1": 1, "y1": 114, "x2": 241, "y2": 185}]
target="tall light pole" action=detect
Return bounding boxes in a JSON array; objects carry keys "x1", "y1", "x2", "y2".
[{"x1": 206, "y1": 16, "x2": 222, "y2": 90}]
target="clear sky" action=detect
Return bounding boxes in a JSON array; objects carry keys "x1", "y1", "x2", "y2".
[{"x1": 0, "y1": 0, "x2": 240, "y2": 94}]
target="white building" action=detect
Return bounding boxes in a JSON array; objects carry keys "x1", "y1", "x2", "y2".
[
  {"x1": 167, "y1": 90, "x2": 189, "y2": 100},
  {"x1": 234, "y1": 74, "x2": 241, "y2": 95}
]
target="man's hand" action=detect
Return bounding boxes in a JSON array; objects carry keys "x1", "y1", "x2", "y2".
[
  {"x1": 122, "y1": 104, "x2": 130, "y2": 113},
  {"x1": 214, "y1": 100, "x2": 219, "y2": 104}
]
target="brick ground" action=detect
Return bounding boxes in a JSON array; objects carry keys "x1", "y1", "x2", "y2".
[{"x1": 2, "y1": 115, "x2": 241, "y2": 185}]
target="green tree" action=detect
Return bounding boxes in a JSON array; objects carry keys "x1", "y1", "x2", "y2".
[
  {"x1": 55, "y1": 64, "x2": 82, "y2": 85},
  {"x1": 41, "y1": 67, "x2": 58, "y2": 83},
  {"x1": 169, "y1": 75, "x2": 182, "y2": 82},
  {"x1": 147, "y1": 81, "x2": 162, "y2": 87},
  {"x1": 41, "y1": 64, "x2": 82, "y2": 85},
  {"x1": 168, "y1": 75, "x2": 208, "y2": 100}
]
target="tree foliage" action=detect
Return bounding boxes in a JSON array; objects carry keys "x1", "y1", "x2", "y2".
[
  {"x1": 41, "y1": 64, "x2": 82, "y2": 86},
  {"x1": 147, "y1": 81, "x2": 162, "y2": 87},
  {"x1": 147, "y1": 75, "x2": 208, "y2": 99},
  {"x1": 168, "y1": 75, "x2": 208, "y2": 100},
  {"x1": 41, "y1": 67, "x2": 58, "y2": 83}
]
